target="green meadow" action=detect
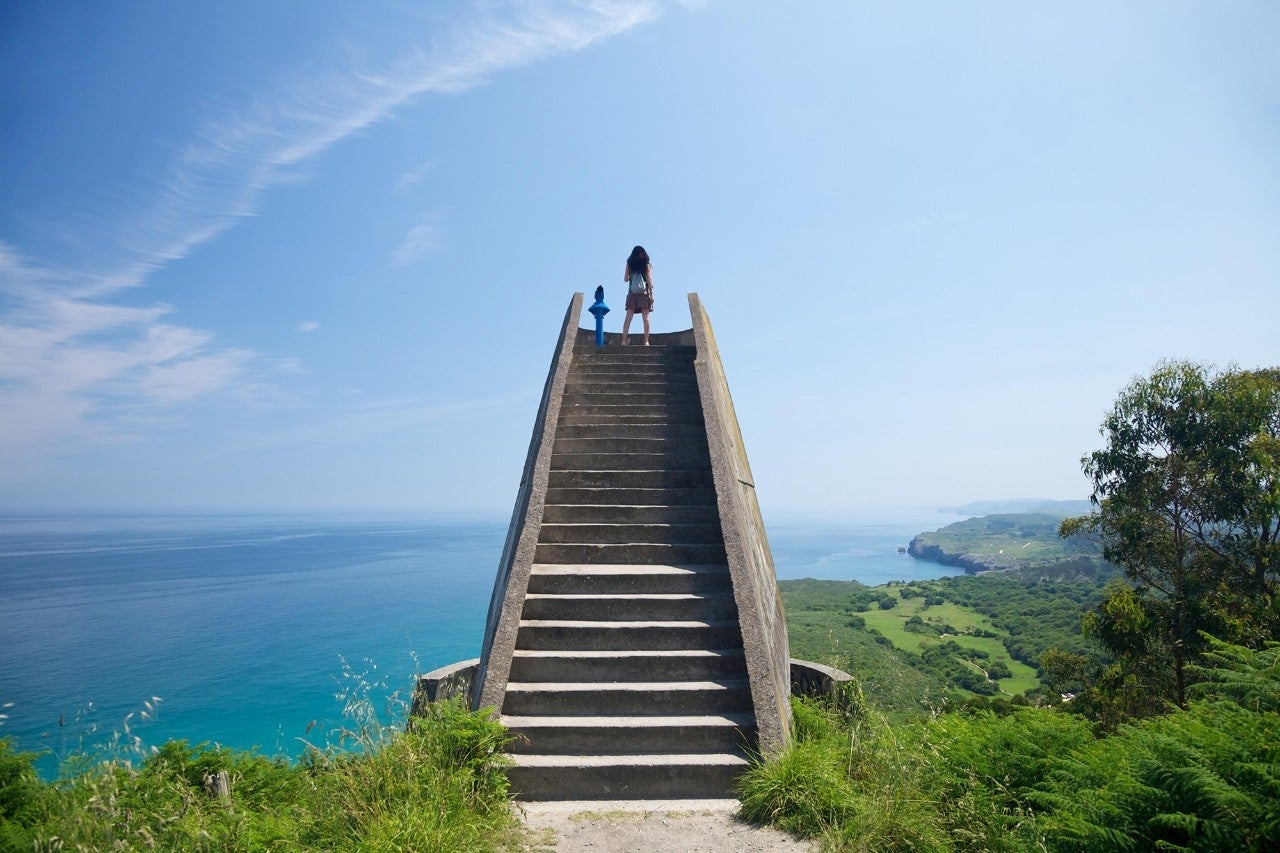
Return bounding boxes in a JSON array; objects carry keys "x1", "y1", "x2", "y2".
[
  {"x1": 858, "y1": 589, "x2": 1041, "y2": 695},
  {"x1": 779, "y1": 577, "x2": 1056, "y2": 706}
]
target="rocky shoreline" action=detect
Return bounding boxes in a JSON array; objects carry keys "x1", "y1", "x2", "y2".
[{"x1": 906, "y1": 537, "x2": 1020, "y2": 574}]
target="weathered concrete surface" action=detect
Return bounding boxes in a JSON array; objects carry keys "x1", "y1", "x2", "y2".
[
  {"x1": 790, "y1": 658, "x2": 854, "y2": 701},
  {"x1": 518, "y1": 802, "x2": 818, "y2": 852},
  {"x1": 688, "y1": 294, "x2": 793, "y2": 757},
  {"x1": 473, "y1": 294, "x2": 583, "y2": 712},
  {"x1": 410, "y1": 658, "x2": 478, "y2": 716}
]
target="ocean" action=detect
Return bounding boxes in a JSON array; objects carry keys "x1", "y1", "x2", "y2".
[{"x1": 0, "y1": 510, "x2": 962, "y2": 777}]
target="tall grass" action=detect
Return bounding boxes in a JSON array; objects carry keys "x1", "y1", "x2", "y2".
[
  {"x1": 739, "y1": 682, "x2": 961, "y2": 851},
  {"x1": 0, "y1": 670, "x2": 517, "y2": 852}
]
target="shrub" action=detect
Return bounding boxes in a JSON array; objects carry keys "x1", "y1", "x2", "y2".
[{"x1": 0, "y1": 739, "x2": 46, "y2": 852}]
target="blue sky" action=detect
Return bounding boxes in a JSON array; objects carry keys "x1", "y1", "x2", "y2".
[{"x1": 2, "y1": 1, "x2": 1277, "y2": 519}]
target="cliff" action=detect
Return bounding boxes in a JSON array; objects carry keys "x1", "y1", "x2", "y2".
[
  {"x1": 908, "y1": 512, "x2": 1103, "y2": 575},
  {"x1": 906, "y1": 537, "x2": 1022, "y2": 573}
]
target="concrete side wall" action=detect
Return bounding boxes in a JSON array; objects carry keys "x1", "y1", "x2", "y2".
[
  {"x1": 411, "y1": 658, "x2": 480, "y2": 716},
  {"x1": 790, "y1": 659, "x2": 853, "y2": 700},
  {"x1": 688, "y1": 293, "x2": 793, "y2": 755},
  {"x1": 472, "y1": 293, "x2": 584, "y2": 711}
]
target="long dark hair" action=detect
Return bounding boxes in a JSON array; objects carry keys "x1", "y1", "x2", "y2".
[{"x1": 626, "y1": 245, "x2": 650, "y2": 281}]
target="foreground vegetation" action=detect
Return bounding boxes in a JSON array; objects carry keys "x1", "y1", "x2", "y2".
[
  {"x1": 740, "y1": 637, "x2": 1280, "y2": 851},
  {"x1": 0, "y1": 698, "x2": 516, "y2": 852}
]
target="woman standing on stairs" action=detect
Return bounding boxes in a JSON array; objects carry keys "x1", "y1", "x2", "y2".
[{"x1": 621, "y1": 245, "x2": 654, "y2": 346}]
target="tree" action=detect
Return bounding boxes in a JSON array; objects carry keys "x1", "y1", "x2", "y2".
[
  {"x1": 1038, "y1": 647, "x2": 1093, "y2": 697},
  {"x1": 1204, "y1": 368, "x2": 1280, "y2": 641},
  {"x1": 1062, "y1": 361, "x2": 1280, "y2": 711}
]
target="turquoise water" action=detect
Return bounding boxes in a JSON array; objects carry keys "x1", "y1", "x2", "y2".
[{"x1": 0, "y1": 511, "x2": 961, "y2": 777}]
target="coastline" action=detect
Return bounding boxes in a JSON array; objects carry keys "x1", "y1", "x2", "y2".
[{"x1": 905, "y1": 536, "x2": 1016, "y2": 574}]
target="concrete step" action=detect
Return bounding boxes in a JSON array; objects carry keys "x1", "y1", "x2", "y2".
[
  {"x1": 557, "y1": 412, "x2": 704, "y2": 427},
  {"x1": 573, "y1": 339, "x2": 695, "y2": 349},
  {"x1": 543, "y1": 486, "x2": 717, "y2": 507},
  {"x1": 503, "y1": 714, "x2": 756, "y2": 755},
  {"x1": 507, "y1": 752, "x2": 748, "y2": 801},
  {"x1": 509, "y1": 649, "x2": 747, "y2": 682},
  {"x1": 502, "y1": 680, "x2": 753, "y2": 716},
  {"x1": 540, "y1": 504, "x2": 718, "y2": 524},
  {"x1": 571, "y1": 349, "x2": 695, "y2": 363},
  {"x1": 555, "y1": 423, "x2": 707, "y2": 440},
  {"x1": 548, "y1": 470, "x2": 714, "y2": 489},
  {"x1": 552, "y1": 436, "x2": 708, "y2": 455},
  {"x1": 538, "y1": 523, "x2": 723, "y2": 545},
  {"x1": 567, "y1": 375, "x2": 697, "y2": 389},
  {"x1": 568, "y1": 350, "x2": 691, "y2": 361},
  {"x1": 550, "y1": 452, "x2": 710, "y2": 471},
  {"x1": 570, "y1": 371, "x2": 696, "y2": 386},
  {"x1": 550, "y1": 448, "x2": 711, "y2": 468},
  {"x1": 526, "y1": 564, "x2": 732, "y2": 595},
  {"x1": 563, "y1": 391, "x2": 696, "y2": 408},
  {"x1": 515, "y1": 619, "x2": 743, "y2": 651},
  {"x1": 565, "y1": 385, "x2": 697, "y2": 400},
  {"x1": 534, "y1": 542, "x2": 728, "y2": 564},
  {"x1": 521, "y1": 593, "x2": 738, "y2": 622},
  {"x1": 559, "y1": 402, "x2": 704, "y2": 417}
]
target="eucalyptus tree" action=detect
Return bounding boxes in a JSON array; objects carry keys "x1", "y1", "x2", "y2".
[{"x1": 1062, "y1": 361, "x2": 1280, "y2": 710}]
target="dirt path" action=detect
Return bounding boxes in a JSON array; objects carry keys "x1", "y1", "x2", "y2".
[{"x1": 517, "y1": 800, "x2": 818, "y2": 853}]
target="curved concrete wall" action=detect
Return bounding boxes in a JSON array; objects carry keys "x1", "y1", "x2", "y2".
[
  {"x1": 472, "y1": 293, "x2": 584, "y2": 711},
  {"x1": 687, "y1": 293, "x2": 793, "y2": 756}
]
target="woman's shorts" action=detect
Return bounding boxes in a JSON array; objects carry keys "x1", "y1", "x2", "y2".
[{"x1": 626, "y1": 291, "x2": 652, "y2": 312}]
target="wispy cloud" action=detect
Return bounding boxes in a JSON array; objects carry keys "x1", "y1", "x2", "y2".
[
  {"x1": 395, "y1": 160, "x2": 437, "y2": 191},
  {"x1": 0, "y1": 1, "x2": 662, "y2": 458},
  {"x1": 392, "y1": 216, "x2": 447, "y2": 266},
  {"x1": 0, "y1": 241, "x2": 256, "y2": 449}
]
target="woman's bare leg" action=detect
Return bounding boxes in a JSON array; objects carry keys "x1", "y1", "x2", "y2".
[
  {"x1": 641, "y1": 309, "x2": 651, "y2": 345},
  {"x1": 622, "y1": 308, "x2": 635, "y2": 344}
]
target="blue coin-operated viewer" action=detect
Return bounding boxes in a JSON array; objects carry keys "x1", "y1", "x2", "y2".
[{"x1": 588, "y1": 285, "x2": 610, "y2": 347}]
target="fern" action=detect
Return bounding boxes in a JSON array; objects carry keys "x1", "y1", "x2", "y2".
[{"x1": 1187, "y1": 635, "x2": 1280, "y2": 712}]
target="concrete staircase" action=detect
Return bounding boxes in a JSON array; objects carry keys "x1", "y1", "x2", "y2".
[{"x1": 503, "y1": 339, "x2": 757, "y2": 800}]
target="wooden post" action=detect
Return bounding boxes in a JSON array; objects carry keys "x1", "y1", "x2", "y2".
[{"x1": 204, "y1": 770, "x2": 231, "y2": 801}]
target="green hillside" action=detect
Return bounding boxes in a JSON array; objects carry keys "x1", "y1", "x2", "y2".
[
  {"x1": 908, "y1": 512, "x2": 1108, "y2": 574},
  {"x1": 781, "y1": 579, "x2": 953, "y2": 718},
  {"x1": 780, "y1": 569, "x2": 1109, "y2": 712}
]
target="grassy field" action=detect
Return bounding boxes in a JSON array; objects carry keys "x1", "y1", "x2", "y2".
[
  {"x1": 860, "y1": 590, "x2": 1041, "y2": 695},
  {"x1": 780, "y1": 579, "x2": 1043, "y2": 702},
  {"x1": 781, "y1": 579, "x2": 954, "y2": 717}
]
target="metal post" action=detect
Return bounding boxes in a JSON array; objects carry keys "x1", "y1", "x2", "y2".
[{"x1": 588, "y1": 285, "x2": 610, "y2": 346}]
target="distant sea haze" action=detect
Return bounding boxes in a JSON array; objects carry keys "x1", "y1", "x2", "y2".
[{"x1": 0, "y1": 511, "x2": 962, "y2": 778}]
